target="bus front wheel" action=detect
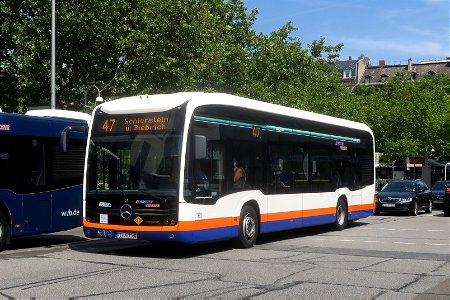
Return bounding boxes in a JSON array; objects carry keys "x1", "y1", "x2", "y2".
[
  {"x1": 334, "y1": 198, "x2": 348, "y2": 231},
  {"x1": 236, "y1": 206, "x2": 258, "y2": 248},
  {"x1": 0, "y1": 211, "x2": 7, "y2": 251}
]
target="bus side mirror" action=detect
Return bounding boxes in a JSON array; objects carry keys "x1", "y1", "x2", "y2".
[
  {"x1": 195, "y1": 135, "x2": 207, "y2": 159},
  {"x1": 60, "y1": 126, "x2": 88, "y2": 152}
]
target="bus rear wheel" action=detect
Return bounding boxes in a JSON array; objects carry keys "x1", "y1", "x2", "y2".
[
  {"x1": 0, "y1": 211, "x2": 7, "y2": 251},
  {"x1": 236, "y1": 206, "x2": 258, "y2": 248},
  {"x1": 334, "y1": 198, "x2": 348, "y2": 231}
]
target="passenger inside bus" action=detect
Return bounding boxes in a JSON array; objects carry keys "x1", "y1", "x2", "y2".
[{"x1": 233, "y1": 160, "x2": 246, "y2": 189}]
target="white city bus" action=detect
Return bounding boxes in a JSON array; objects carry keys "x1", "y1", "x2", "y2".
[{"x1": 83, "y1": 92, "x2": 375, "y2": 248}]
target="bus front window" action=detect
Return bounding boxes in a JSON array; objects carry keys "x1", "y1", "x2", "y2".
[{"x1": 89, "y1": 134, "x2": 181, "y2": 194}]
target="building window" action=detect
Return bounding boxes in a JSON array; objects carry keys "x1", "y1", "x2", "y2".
[
  {"x1": 364, "y1": 75, "x2": 373, "y2": 84},
  {"x1": 380, "y1": 74, "x2": 389, "y2": 82},
  {"x1": 343, "y1": 69, "x2": 352, "y2": 79}
]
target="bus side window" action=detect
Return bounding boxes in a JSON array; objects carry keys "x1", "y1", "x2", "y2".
[
  {"x1": 29, "y1": 139, "x2": 46, "y2": 187},
  {"x1": 184, "y1": 121, "x2": 224, "y2": 203},
  {"x1": 0, "y1": 137, "x2": 17, "y2": 190}
]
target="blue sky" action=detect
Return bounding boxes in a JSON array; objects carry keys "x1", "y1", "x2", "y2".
[{"x1": 244, "y1": 0, "x2": 449, "y2": 65}]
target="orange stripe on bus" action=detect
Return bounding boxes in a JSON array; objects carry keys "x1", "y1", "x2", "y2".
[
  {"x1": 83, "y1": 217, "x2": 238, "y2": 232},
  {"x1": 84, "y1": 203, "x2": 374, "y2": 232},
  {"x1": 348, "y1": 203, "x2": 375, "y2": 212}
]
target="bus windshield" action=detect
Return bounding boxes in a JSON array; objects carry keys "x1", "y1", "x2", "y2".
[
  {"x1": 87, "y1": 109, "x2": 185, "y2": 196},
  {"x1": 88, "y1": 134, "x2": 181, "y2": 195}
]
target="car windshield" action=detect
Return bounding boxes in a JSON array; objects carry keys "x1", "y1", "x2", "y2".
[
  {"x1": 381, "y1": 181, "x2": 415, "y2": 192},
  {"x1": 432, "y1": 181, "x2": 450, "y2": 190}
]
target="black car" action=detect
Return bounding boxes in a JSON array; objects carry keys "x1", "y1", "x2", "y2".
[
  {"x1": 431, "y1": 180, "x2": 450, "y2": 208},
  {"x1": 375, "y1": 180, "x2": 433, "y2": 216},
  {"x1": 444, "y1": 184, "x2": 450, "y2": 217}
]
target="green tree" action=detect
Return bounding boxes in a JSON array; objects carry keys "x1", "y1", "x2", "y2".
[
  {"x1": 350, "y1": 73, "x2": 449, "y2": 162},
  {"x1": 1, "y1": 0, "x2": 131, "y2": 111},
  {"x1": 1, "y1": 0, "x2": 344, "y2": 113},
  {"x1": 239, "y1": 22, "x2": 346, "y2": 113}
]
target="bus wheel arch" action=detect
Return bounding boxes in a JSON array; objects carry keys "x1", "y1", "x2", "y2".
[
  {"x1": 334, "y1": 196, "x2": 348, "y2": 231},
  {"x1": 236, "y1": 200, "x2": 260, "y2": 248},
  {"x1": 0, "y1": 201, "x2": 12, "y2": 251}
]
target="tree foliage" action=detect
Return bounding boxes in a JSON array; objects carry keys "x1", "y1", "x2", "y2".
[
  {"x1": 350, "y1": 73, "x2": 449, "y2": 162},
  {"x1": 1, "y1": 0, "x2": 448, "y2": 161},
  {"x1": 1, "y1": 0, "x2": 342, "y2": 112}
]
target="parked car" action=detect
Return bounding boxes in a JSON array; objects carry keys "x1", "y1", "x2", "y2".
[
  {"x1": 375, "y1": 179, "x2": 433, "y2": 216},
  {"x1": 431, "y1": 180, "x2": 450, "y2": 208},
  {"x1": 444, "y1": 184, "x2": 450, "y2": 217}
]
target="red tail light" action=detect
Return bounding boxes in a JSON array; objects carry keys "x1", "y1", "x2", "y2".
[{"x1": 446, "y1": 187, "x2": 450, "y2": 193}]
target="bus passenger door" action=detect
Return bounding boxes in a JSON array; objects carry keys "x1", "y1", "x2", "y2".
[
  {"x1": 22, "y1": 193, "x2": 51, "y2": 234},
  {"x1": 266, "y1": 144, "x2": 305, "y2": 232},
  {"x1": 20, "y1": 138, "x2": 52, "y2": 234}
]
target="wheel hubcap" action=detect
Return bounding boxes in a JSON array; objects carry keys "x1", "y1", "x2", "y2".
[
  {"x1": 337, "y1": 205, "x2": 345, "y2": 225},
  {"x1": 243, "y1": 213, "x2": 255, "y2": 240}
]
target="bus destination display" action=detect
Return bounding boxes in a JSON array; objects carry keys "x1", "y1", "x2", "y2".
[{"x1": 95, "y1": 114, "x2": 172, "y2": 134}]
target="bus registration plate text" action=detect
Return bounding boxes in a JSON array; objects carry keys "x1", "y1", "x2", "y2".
[{"x1": 116, "y1": 232, "x2": 137, "y2": 239}]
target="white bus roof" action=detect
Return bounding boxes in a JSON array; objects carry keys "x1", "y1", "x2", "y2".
[
  {"x1": 96, "y1": 92, "x2": 372, "y2": 133},
  {"x1": 26, "y1": 109, "x2": 91, "y2": 123}
]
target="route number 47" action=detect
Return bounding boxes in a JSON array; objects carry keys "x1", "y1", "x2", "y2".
[{"x1": 102, "y1": 119, "x2": 116, "y2": 132}]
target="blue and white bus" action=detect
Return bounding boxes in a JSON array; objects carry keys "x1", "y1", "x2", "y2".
[
  {"x1": 83, "y1": 93, "x2": 375, "y2": 248},
  {"x1": 0, "y1": 109, "x2": 89, "y2": 251}
]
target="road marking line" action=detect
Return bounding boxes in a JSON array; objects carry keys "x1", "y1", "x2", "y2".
[
  {"x1": 426, "y1": 243, "x2": 448, "y2": 246},
  {"x1": 337, "y1": 239, "x2": 355, "y2": 242},
  {"x1": 400, "y1": 229, "x2": 417, "y2": 231},
  {"x1": 426, "y1": 230, "x2": 443, "y2": 232},
  {"x1": 311, "y1": 238, "x2": 326, "y2": 241},
  {"x1": 363, "y1": 240, "x2": 381, "y2": 243},
  {"x1": 393, "y1": 242, "x2": 416, "y2": 245}
]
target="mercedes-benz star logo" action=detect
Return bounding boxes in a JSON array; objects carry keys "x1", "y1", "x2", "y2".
[{"x1": 120, "y1": 204, "x2": 132, "y2": 219}]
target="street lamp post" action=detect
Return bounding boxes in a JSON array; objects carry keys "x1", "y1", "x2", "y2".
[
  {"x1": 84, "y1": 85, "x2": 103, "y2": 113},
  {"x1": 51, "y1": 0, "x2": 56, "y2": 109}
]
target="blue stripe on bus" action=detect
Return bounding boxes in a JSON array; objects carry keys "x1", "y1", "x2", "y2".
[{"x1": 84, "y1": 209, "x2": 374, "y2": 244}]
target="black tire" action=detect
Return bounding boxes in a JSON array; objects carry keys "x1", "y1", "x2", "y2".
[
  {"x1": 410, "y1": 201, "x2": 418, "y2": 216},
  {"x1": 424, "y1": 200, "x2": 432, "y2": 214},
  {"x1": 444, "y1": 208, "x2": 450, "y2": 217},
  {"x1": 236, "y1": 206, "x2": 258, "y2": 248},
  {"x1": 0, "y1": 211, "x2": 7, "y2": 252},
  {"x1": 334, "y1": 198, "x2": 348, "y2": 231}
]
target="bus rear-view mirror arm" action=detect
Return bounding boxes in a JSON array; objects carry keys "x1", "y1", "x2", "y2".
[{"x1": 60, "y1": 125, "x2": 88, "y2": 152}]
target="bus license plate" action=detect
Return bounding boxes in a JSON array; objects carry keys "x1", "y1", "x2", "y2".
[
  {"x1": 382, "y1": 203, "x2": 395, "y2": 208},
  {"x1": 116, "y1": 232, "x2": 138, "y2": 239}
]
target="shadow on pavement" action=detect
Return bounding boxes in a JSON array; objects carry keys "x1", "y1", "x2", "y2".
[
  {"x1": 9, "y1": 234, "x2": 87, "y2": 251},
  {"x1": 68, "y1": 221, "x2": 370, "y2": 258}
]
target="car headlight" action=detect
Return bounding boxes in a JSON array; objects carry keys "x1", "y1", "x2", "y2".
[{"x1": 400, "y1": 197, "x2": 413, "y2": 202}]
